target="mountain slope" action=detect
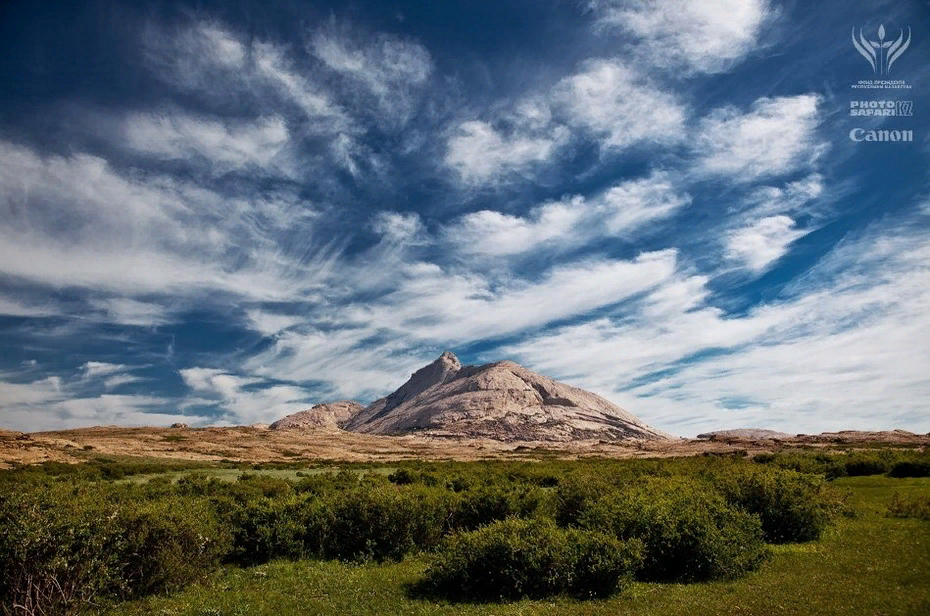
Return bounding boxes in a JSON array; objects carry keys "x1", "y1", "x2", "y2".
[
  {"x1": 343, "y1": 352, "x2": 672, "y2": 442},
  {"x1": 270, "y1": 401, "x2": 364, "y2": 431}
]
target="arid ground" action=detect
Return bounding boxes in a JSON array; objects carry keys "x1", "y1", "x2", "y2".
[{"x1": 2, "y1": 425, "x2": 927, "y2": 468}]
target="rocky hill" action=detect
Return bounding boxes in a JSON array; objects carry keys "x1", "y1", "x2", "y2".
[
  {"x1": 342, "y1": 352, "x2": 671, "y2": 442},
  {"x1": 270, "y1": 401, "x2": 364, "y2": 431},
  {"x1": 697, "y1": 429, "x2": 792, "y2": 440}
]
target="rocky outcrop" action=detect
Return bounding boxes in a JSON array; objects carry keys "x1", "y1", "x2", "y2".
[
  {"x1": 270, "y1": 401, "x2": 364, "y2": 431},
  {"x1": 343, "y1": 352, "x2": 671, "y2": 442},
  {"x1": 697, "y1": 429, "x2": 792, "y2": 440}
]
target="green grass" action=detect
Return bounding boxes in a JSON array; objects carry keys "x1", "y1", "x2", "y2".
[{"x1": 110, "y1": 476, "x2": 930, "y2": 616}]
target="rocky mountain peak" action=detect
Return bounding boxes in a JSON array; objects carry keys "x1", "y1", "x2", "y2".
[{"x1": 344, "y1": 353, "x2": 672, "y2": 442}]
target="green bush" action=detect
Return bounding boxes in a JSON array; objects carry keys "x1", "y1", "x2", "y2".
[
  {"x1": 716, "y1": 466, "x2": 836, "y2": 543},
  {"x1": 421, "y1": 518, "x2": 642, "y2": 601},
  {"x1": 843, "y1": 452, "x2": 892, "y2": 477},
  {"x1": 552, "y1": 474, "x2": 615, "y2": 527},
  {"x1": 451, "y1": 485, "x2": 545, "y2": 530},
  {"x1": 888, "y1": 458, "x2": 930, "y2": 478},
  {"x1": 0, "y1": 486, "x2": 229, "y2": 614},
  {"x1": 579, "y1": 479, "x2": 769, "y2": 582},
  {"x1": 0, "y1": 487, "x2": 124, "y2": 615},
  {"x1": 230, "y1": 495, "x2": 313, "y2": 564},
  {"x1": 317, "y1": 485, "x2": 455, "y2": 562},
  {"x1": 113, "y1": 496, "x2": 231, "y2": 597}
]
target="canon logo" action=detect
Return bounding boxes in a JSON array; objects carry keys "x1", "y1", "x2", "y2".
[{"x1": 849, "y1": 128, "x2": 913, "y2": 142}]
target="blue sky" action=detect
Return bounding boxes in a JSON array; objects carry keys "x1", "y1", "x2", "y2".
[{"x1": 1, "y1": 0, "x2": 928, "y2": 436}]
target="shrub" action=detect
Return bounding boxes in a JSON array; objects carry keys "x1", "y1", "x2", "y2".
[
  {"x1": 552, "y1": 474, "x2": 615, "y2": 527},
  {"x1": 451, "y1": 486, "x2": 544, "y2": 530},
  {"x1": 113, "y1": 496, "x2": 231, "y2": 597},
  {"x1": 0, "y1": 487, "x2": 124, "y2": 615},
  {"x1": 230, "y1": 495, "x2": 313, "y2": 564},
  {"x1": 0, "y1": 486, "x2": 229, "y2": 614},
  {"x1": 579, "y1": 479, "x2": 769, "y2": 582},
  {"x1": 318, "y1": 485, "x2": 455, "y2": 562},
  {"x1": 888, "y1": 458, "x2": 930, "y2": 478},
  {"x1": 842, "y1": 452, "x2": 892, "y2": 477},
  {"x1": 421, "y1": 518, "x2": 642, "y2": 601},
  {"x1": 887, "y1": 493, "x2": 930, "y2": 520},
  {"x1": 716, "y1": 466, "x2": 836, "y2": 543}
]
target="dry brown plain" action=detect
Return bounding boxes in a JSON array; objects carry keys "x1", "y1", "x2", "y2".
[{"x1": 1, "y1": 425, "x2": 927, "y2": 468}]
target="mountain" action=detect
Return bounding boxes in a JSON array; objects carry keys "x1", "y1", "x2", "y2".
[
  {"x1": 342, "y1": 352, "x2": 672, "y2": 442},
  {"x1": 270, "y1": 401, "x2": 364, "y2": 431}
]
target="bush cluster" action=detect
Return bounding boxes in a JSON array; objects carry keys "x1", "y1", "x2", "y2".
[
  {"x1": 1, "y1": 451, "x2": 872, "y2": 611},
  {"x1": 888, "y1": 457, "x2": 930, "y2": 478},
  {"x1": 714, "y1": 465, "x2": 836, "y2": 543},
  {"x1": 753, "y1": 449, "x2": 928, "y2": 480},
  {"x1": 578, "y1": 479, "x2": 769, "y2": 581},
  {"x1": 0, "y1": 485, "x2": 229, "y2": 615},
  {"x1": 422, "y1": 519, "x2": 643, "y2": 600}
]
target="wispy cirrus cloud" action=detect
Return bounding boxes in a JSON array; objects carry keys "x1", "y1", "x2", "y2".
[
  {"x1": 123, "y1": 112, "x2": 294, "y2": 177},
  {"x1": 311, "y1": 26, "x2": 433, "y2": 127},
  {"x1": 444, "y1": 120, "x2": 565, "y2": 185},
  {"x1": 726, "y1": 215, "x2": 808, "y2": 272},
  {"x1": 444, "y1": 171, "x2": 690, "y2": 257},
  {"x1": 499, "y1": 220, "x2": 930, "y2": 435},
  {"x1": 590, "y1": 0, "x2": 776, "y2": 74},
  {"x1": 180, "y1": 367, "x2": 312, "y2": 424},
  {"x1": 693, "y1": 95, "x2": 825, "y2": 181},
  {"x1": 551, "y1": 58, "x2": 686, "y2": 150}
]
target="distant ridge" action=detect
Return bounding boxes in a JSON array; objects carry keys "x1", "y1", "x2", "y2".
[{"x1": 697, "y1": 429, "x2": 792, "y2": 440}]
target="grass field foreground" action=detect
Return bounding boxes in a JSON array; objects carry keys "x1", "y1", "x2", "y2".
[{"x1": 103, "y1": 475, "x2": 930, "y2": 616}]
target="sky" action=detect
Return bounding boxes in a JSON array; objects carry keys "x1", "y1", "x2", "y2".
[{"x1": 0, "y1": 0, "x2": 928, "y2": 437}]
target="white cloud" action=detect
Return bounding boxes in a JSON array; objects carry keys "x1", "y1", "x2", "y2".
[
  {"x1": 311, "y1": 29, "x2": 432, "y2": 125},
  {"x1": 242, "y1": 249, "x2": 681, "y2": 398},
  {"x1": 591, "y1": 0, "x2": 775, "y2": 74},
  {"x1": 599, "y1": 172, "x2": 692, "y2": 234},
  {"x1": 371, "y1": 211, "x2": 427, "y2": 245},
  {"x1": 552, "y1": 59, "x2": 686, "y2": 150},
  {"x1": 81, "y1": 362, "x2": 127, "y2": 380},
  {"x1": 252, "y1": 41, "x2": 349, "y2": 127},
  {"x1": 179, "y1": 367, "x2": 311, "y2": 424},
  {"x1": 726, "y1": 215, "x2": 807, "y2": 272},
  {"x1": 445, "y1": 172, "x2": 690, "y2": 257},
  {"x1": 447, "y1": 199, "x2": 584, "y2": 257},
  {"x1": 0, "y1": 296, "x2": 58, "y2": 318},
  {"x1": 343, "y1": 249, "x2": 678, "y2": 343},
  {"x1": 90, "y1": 298, "x2": 174, "y2": 327},
  {"x1": 145, "y1": 22, "x2": 348, "y2": 130},
  {"x1": 246, "y1": 309, "x2": 304, "y2": 337},
  {"x1": 124, "y1": 113, "x2": 293, "y2": 176},
  {"x1": 103, "y1": 374, "x2": 145, "y2": 390},
  {"x1": 0, "y1": 372, "x2": 187, "y2": 432},
  {"x1": 0, "y1": 139, "x2": 331, "y2": 300},
  {"x1": 445, "y1": 120, "x2": 563, "y2": 184},
  {"x1": 694, "y1": 95, "x2": 824, "y2": 181}
]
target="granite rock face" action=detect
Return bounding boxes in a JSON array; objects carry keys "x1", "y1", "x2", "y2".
[
  {"x1": 270, "y1": 401, "x2": 365, "y2": 431},
  {"x1": 343, "y1": 352, "x2": 671, "y2": 442}
]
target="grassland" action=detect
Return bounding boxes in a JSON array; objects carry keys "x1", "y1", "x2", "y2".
[
  {"x1": 2, "y1": 451, "x2": 927, "y2": 615},
  {"x1": 106, "y1": 475, "x2": 929, "y2": 616}
]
